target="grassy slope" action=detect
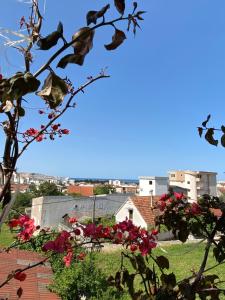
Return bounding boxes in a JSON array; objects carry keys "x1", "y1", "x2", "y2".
[
  {"x1": 0, "y1": 223, "x2": 15, "y2": 248},
  {"x1": 95, "y1": 243, "x2": 225, "y2": 299}
]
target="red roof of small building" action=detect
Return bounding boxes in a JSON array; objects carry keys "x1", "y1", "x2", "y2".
[
  {"x1": 131, "y1": 196, "x2": 161, "y2": 226},
  {"x1": 67, "y1": 185, "x2": 94, "y2": 197},
  {"x1": 210, "y1": 208, "x2": 223, "y2": 218},
  {"x1": 0, "y1": 249, "x2": 60, "y2": 300}
]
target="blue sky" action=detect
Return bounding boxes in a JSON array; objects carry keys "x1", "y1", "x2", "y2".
[{"x1": 1, "y1": 0, "x2": 225, "y2": 179}]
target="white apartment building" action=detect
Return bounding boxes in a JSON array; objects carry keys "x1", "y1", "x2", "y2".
[
  {"x1": 139, "y1": 176, "x2": 168, "y2": 196},
  {"x1": 169, "y1": 170, "x2": 217, "y2": 201}
]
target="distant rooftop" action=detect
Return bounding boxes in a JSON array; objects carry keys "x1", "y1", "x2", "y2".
[
  {"x1": 138, "y1": 176, "x2": 168, "y2": 180},
  {"x1": 169, "y1": 170, "x2": 217, "y2": 175}
]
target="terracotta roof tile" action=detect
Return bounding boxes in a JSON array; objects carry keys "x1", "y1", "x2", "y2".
[
  {"x1": 131, "y1": 196, "x2": 161, "y2": 226},
  {"x1": 210, "y1": 208, "x2": 223, "y2": 218},
  {"x1": 0, "y1": 249, "x2": 60, "y2": 300},
  {"x1": 67, "y1": 185, "x2": 94, "y2": 196}
]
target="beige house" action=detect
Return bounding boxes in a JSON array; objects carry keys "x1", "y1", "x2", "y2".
[{"x1": 169, "y1": 170, "x2": 217, "y2": 202}]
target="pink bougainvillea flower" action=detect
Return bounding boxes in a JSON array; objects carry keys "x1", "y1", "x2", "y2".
[
  {"x1": 130, "y1": 244, "x2": 138, "y2": 252},
  {"x1": 8, "y1": 219, "x2": 20, "y2": 228},
  {"x1": 151, "y1": 229, "x2": 158, "y2": 235},
  {"x1": 139, "y1": 237, "x2": 157, "y2": 256},
  {"x1": 25, "y1": 128, "x2": 39, "y2": 136},
  {"x1": 63, "y1": 251, "x2": 73, "y2": 267},
  {"x1": 160, "y1": 194, "x2": 168, "y2": 201},
  {"x1": 68, "y1": 217, "x2": 77, "y2": 224},
  {"x1": 14, "y1": 272, "x2": 27, "y2": 281},
  {"x1": 158, "y1": 200, "x2": 166, "y2": 211},
  {"x1": 52, "y1": 124, "x2": 59, "y2": 131},
  {"x1": 61, "y1": 129, "x2": 70, "y2": 134},
  {"x1": 77, "y1": 252, "x2": 86, "y2": 261},
  {"x1": 36, "y1": 134, "x2": 44, "y2": 142},
  {"x1": 9, "y1": 215, "x2": 36, "y2": 241},
  {"x1": 174, "y1": 192, "x2": 184, "y2": 200},
  {"x1": 42, "y1": 231, "x2": 71, "y2": 253},
  {"x1": 190, "y1": 202, "x2": 202, "y2": 215},
  {"x1": 74, "y1": 228, "x2": 81, "y2": 236}
]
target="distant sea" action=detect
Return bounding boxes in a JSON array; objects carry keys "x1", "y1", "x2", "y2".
[{"x1": 71, "y1": 178, "x2": 139, "y2": 184}]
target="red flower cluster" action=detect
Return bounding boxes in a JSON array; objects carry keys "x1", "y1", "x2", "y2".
[
  {"x1": 9, "y1": 215, "x2": 36, "y2": 241},
  {"x1": 158, "y1": 192, "x2": 185, "y2": 212},
  {"x1": 25, "y1": 128, "x2": 39, "y2": 136},
  {"x1": 188, "y1": 202, "x2": 202, "y2": 216},
  {"x1": 42, "y1": 230, "x2": 71, "y2": 253},
  {"x1": 158, "y1": 192, "x2": 203, "y2": 218},
  {"x1": 47, "y1": 123, "x2": 70, "y2": 140},
  {"x1": 82, "y1": 219, "x2": 157, "y2": 256},
  {"x1": 63, "y1": 251, "x2": 73, "y2": 267},
  {"x1": 68, "y1": 217, "x2": 77, "y2": 224},
  {"x1": 40, "y1": 218, "x2": 158, "y2": 267},
  {"x1": 24, "y1": 128, "x2": 44, "y2": 142}
]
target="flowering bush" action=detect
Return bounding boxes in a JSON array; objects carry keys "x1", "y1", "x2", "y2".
[{"x1": 5, "y1": 192, "x2": 225, "y2": 300}]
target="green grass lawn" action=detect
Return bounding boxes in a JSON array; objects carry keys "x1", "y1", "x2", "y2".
[
  {"x1": 94, "y1": 243, "x2": 225, "y2": 299},
  {"x1": 0, "y1": 223, "x2": 15, "y2": 248}
]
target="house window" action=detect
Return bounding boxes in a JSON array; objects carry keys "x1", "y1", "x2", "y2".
[
  {"x1": 197, "y1": 175, "x2": 202, "y2": 179},
  {"x1": 171, "y1": 174, "x2": 175, "y2": 178},
  {"x1": 128, "y1": 209, "x2": 133, "y2": 220},
  {"x1": 187, "y1": 181, "x2": 190, "y2": 184},
  {"x1": 149, "y1": 181, "x2": 152, "y2": 185}
]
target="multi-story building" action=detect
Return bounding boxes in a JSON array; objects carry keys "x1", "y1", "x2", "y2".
[
  {"x1": 169, "y1": 170, "x2": 217, "y2": 201},
  {"x1": 139, "y1": 176, "x2": 168, "y2": 196}
]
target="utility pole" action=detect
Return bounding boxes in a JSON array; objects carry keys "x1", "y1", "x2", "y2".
[{"x1": 92, "y1": 194, "x2": 96, "y2": 224}]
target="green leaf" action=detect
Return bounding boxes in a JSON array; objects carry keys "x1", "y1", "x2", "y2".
[
  {"x1": 7, "y1": 72, "x2": 40, "y2": 100},
  {"x1": 136, "y1": 11, "x2": 147, "y2": 21},
  {"x1": 198, "y1": 127, "x2": 203, "y2": 138},
  {"x1": 136, "y1": 254, "x2": 146, "y2": 273},
  {"x1": 17, "y1": 107, "x2": 25, "y2": 117},
  {"x1": 161, "y1": 273, "x2": 176, "y2": 289},
  {"x1": 114, "y1": 0, "x2": 125, "y2": 15},
  {"x1": 122, "y1": 269, "x2": 129, "y2": 285},
  {"x1": 37, "y1": 72, "x2": 68, "y2": 109},
  {"x1": 202, "y1": 114, "x2": 211, "y2": 128},
  {"x1": 86, "y1": 4, "x2": 110, "y2": 25},
  {"x1": 221, "y1": 134, "x2": 225, "y2": 147},
  {"x1": 57, "y1": 27, "x2": 95, "y2": 68},
  {"x1": 178, "y1": 228, "x2": 189, "y2": 243},
  {"x1": 105, "y1": 29, "x2": 126, "y2": 50},
  {"x1": 204, "y1": 274, "x2": 219, "y2": 284},
  {"x1": 155, "y1": 256, "x2": 169, "y2": 269},
  {"x1": 57, "y1": 54, "x2": 85, "y2": 68},
  {"x1": 37, "y1": 22, "x2": 64, "y2": 50},
  {"x1": 205, "y1": 128, "x2": 218, "y2": 146},
  {"x1": 17, "y1": 287, "x2": 23, "y2": 298}
]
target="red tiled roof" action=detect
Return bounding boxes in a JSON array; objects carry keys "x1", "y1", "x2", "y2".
[
  {"x1": 0, "y1": 249, "x2": 60, "y2": 300},
  {"x1": 131, "y1": 196, "x2": 161, "y2": 226},
  {"x1": 210, "y1": 208, "x2": 223, "y2": 218},
  {"x1": 67, "y1": 185, "x2": 94, "y2": 196}
]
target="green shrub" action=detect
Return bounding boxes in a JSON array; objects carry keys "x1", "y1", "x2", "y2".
[{"x1": 49, "y1": 254, "x2": 124, "y2": 300}]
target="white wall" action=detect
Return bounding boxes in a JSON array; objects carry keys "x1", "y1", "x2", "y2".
[
  {"x1": 139, "y1": 177, "x2": 167, "y2": 196},
  {"x1": 115, "y1": 198, "x2": 147, "y2": 228},
  {"x1": 31, "y1": 197, "x2": 43, "y2": 226}
]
